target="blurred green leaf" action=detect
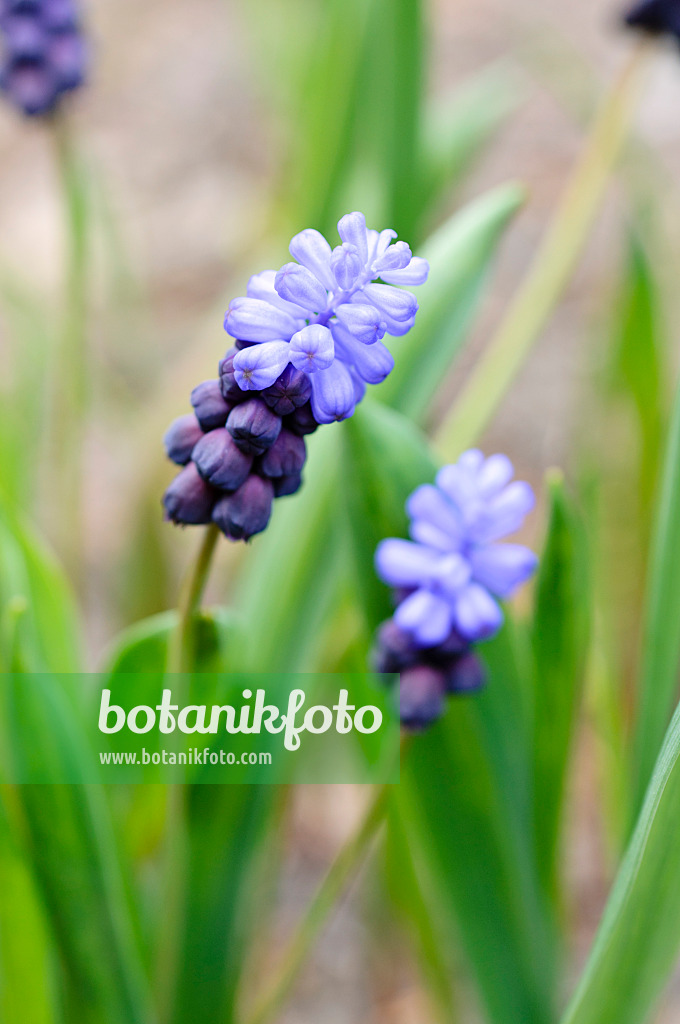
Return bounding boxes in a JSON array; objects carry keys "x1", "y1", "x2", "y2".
[
  {"x1": 385, "y1": 804, "x2": 460, "y2": 1024},
  {"x1": 380, "y1": 183, "x2": 525, "y2": 423},
  {"x1": 0, "y1": 802, "x2": 54, "y2": 1024},
  {"x1": 561, "y1": 701, "x2": 680, "y2": 1024},
  {"x1": 531, "y1": 473, "x2": 589, "y2": 901},
  {"x1": 0, "y1": 510, "x2": 149, "y2": 1024},
  {"x1": 401, "y1": 685, "x2": 556, "y2": 1024},
  {"x1": 371, "y1": 0, "x2": 425, "y2": 240},
  {"x1": 0, "y1": 506, "x2": 80, "y2": 673},
  {"x1": 607, "y1": 236, "x2": 665, "y2": 489},
  {"x1": 103, "y1": 609, "x2": 278, "y2": 1024},
  {"x1": 170, "y1": 784, "x2": 273, "y2": 1024},
  {"x1": 631, "y1": 367, "x2": 680, "y2": 825},
  {"x1": 104, "y1": 607, "x2": 238, "y2": 677},
  {"x1": 342, "y1": 402, "x2": 437, "y2": 625},
  {"x1": 236, "y1": 427, "x2": 347, "y2": 673},
  {"x1": 421, "y1": 64, "x2": 522, "y2": 230},
  {"x1": 0, "y1": 273, "x2": 52, "y2": 510}
]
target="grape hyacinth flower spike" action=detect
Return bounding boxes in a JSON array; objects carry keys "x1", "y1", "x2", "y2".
[
  {"x1": 163, "y1": 212, "x2": 429, "y2": 541},
  {"x1": 0, "y1": 0, "x2": 86, "y2": 116},
  {"x1": 374, "y1": 450, "x2": 538, "y2": 728}
]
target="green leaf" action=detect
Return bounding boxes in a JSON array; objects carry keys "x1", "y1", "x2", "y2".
[
  {"x1": 631, "y1": 368, "x2": 680, "y2": 824},
  {"x1": 342, "y1": 402, "x2": 437, "y2": 625},
  {"x1": 531, "y1": 472, "x2": 590, "y2": 901},
  {"x1": 102, "y1": 609, "x2": 279, "y2": 1024},
  {"x1": 236, "y1": 426, "x2": 348, "y2": 673},
  {"x1": 0, "y1": 506, "x2": 80, "y2": 673},
  {"x1": 0, "y1": 512, "x2": 149, "y2": 1024},
  {"x1": 0, "y1": 802, "x2": 54, "y2": 1024},
  {"x1": 103, "y1": 607, "x2": 238, "y2": 677},
  {"x1": 401, "y1": 687, "x2": 556, "y2": 1024},
  {"x1": 8, "y1": 780, "x2": 152, "y2": 1024},
  {"x1": 372, "y1": 0, "x2": 425, "y2": 241},
  {"x1": 169, "y1": 784, "x2": 274, "y2": 1024},
  {"x1": 384, "y1": 804, "x2": 460, "y2": 1024},
  {"x1": 420, "y1": 63, "x2": 522, "y2": 226},
  {"x1": 379, "y1": 183, "x2": 525, "y2": 423},
  {"x1": 561, "y1": 702, "x2": 680, "y2": 1024}
]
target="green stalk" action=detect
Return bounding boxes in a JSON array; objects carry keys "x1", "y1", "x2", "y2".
[
  {"x1": 50, "y1": 112, "x2": 89, "y2": 577},
  {"x1": 157, "y1": 523, "x2": 220, "y2": 1022},
  {"x1": 242, "y1": 782, "x2": 392, "y2": 1024},
  {"x1": 167, "y1": 522, "x2": 220, "y2": 674},
  {"x1": 435, "y1": 40, "x2": 651, "y2": 457}
]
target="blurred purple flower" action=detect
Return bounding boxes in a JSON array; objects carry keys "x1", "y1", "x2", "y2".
[
  {"x1": 375, "y1": 450, "x2": 538, "y2": 645},
  {"x1": 624, "y1": 0, "x2": 680, "y2": 40},
  {"x1": 224, "y1": 211, "x2": 429, "y2": 423},
  {"x1": 0, "y1": 0, "x2": 86, "y2": 116}
]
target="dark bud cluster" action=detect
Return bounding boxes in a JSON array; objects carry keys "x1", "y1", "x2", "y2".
[
  {"x1": 624, "y1": 0, "x2": 680, "y2": 41},
  {"x1": 162, "y1": 346, "x2": 319, "y2": 541},
  {"x1": 373, "y1": 617, "x2": 486, "y2": 730},
  {"x1": 0, "y1": 0, "x2": 86, "y2": 116}
]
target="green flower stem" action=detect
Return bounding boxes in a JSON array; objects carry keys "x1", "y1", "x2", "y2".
[
  {"x1": 157, "y1": 522, "x2": 220, "y2": 1023},
  {"x1": 435, "y1": 39, "x2": 651, "y2": 458},
  {"x1": 244, "y1": 736, "x2": 410, "y2": 1024},
  {"x1": 167, "y1": 522, "x2": 220, "y2": 674},
  {"x1": 50, "y1": 112, "x2": 89, "y2": 578},
  {"x1": 243, "y1": 782, "x2": 392, "y2": 1024}
]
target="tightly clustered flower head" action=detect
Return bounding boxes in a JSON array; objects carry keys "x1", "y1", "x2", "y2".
[
  {"x1": 0, "y1": 0, "x2": 86, "y2": 117},
  {"x1": 374, "y1": 450, "x2": 538, "y2": 729},
  {"x1": 624, "y1": 0, "x2": 680, "y2": 42},
  {"x1": 163, "y1": 212, "x2": 429, "y2": 542}
]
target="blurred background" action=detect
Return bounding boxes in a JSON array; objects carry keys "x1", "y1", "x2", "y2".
[{"x1": 2, "y1": 0, "x2": 680, "y2": 1020}]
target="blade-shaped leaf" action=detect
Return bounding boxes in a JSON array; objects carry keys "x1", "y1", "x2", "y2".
[
  {"x1": 236, "y1": 426, "x2": 347, "y2": 673},
  {"x1": 102, "y1": 610, "x2": 279, "y2": 1024},
  {"x1": 342, "y1": 401, "x2": 437, "y2": 625},
  {"x1": 561, "y1": 701, "x2": 680, "y2": 1024},
  {"x1": 379, "y1": 183, "x2": 524, "y2": 423},
  {"x1": 531, "y1": 472, "x2": 590, "y2": 900},
  {"x1": 0, "y1": 505, "x2": 80, "y2": 673},
  {"x1": 631, "y1": 368, "x2": 680, "y2": 824},
  {"x1": 0, "y1": 802, "x2": 54, "y2": 1024},
  {"x1": 420, "y1": 64, "x2": 522, "y2": 228},
  {"x1": 401, "y1": 689, "x2": 556, "y2": 1024}
]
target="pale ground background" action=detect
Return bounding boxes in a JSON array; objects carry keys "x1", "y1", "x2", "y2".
[{"x1": 2, "y1": 0, "x2": 680, "y2": 1020}]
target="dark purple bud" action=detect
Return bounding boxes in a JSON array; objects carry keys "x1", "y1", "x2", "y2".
[
  {"x1": 190, "y1": 380, "x2": 232, "y2": 432},
  {"x1": 219, "y1": 350, "x2": 249, "y2": 404},
  {"x1": 372, "y1": 618, "x2": 420, "y2": 674},
  {"x1": 234, "y1": 338, "x2": 256, "y2": 350},
  {"x1": 446, "y1": 651, "x2": 487, "y2": 694},
  {"x1": 426, "y1": 626, "x2": 468, "y2": 665},
  {"x1": 2, "y1": 59, "x2": 56, "y2": 115},
  {"x1": 163, "y1": 463, "x2": 216, "y2": 525},
  {"x1": 624, "y1": 0, "x2": 680, "y2": 36},
  {"x1": 261, "y1": 364, "x2": 312, "y2": 416},
  {"x1": 163, "y1": 414, "x2": 203, "y2": 465},
  {"x1": 284, "y1": 401, "x2": 319, "y2": 437},
  {"x1": 192, "y1": 428, "x2": 252, "y2": 491},
  {"x1": 258, "y1": 429, "x2": 306, "y2": 478},
  {"x1": 212, "y1": 474, "x2": 274, "y2": 541},
  {"x1": 227, "y1": 398, "x2": 281, "y2": 456},
  {"x1": 273, "y1": 472, "x2": 302, "y2": 498},
  {"x1": 5, "y1": 1, "x2": 41, "y2": 12},
  {"x1": 398, "y1": 665, "x2": 447, "y2": 730}
]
